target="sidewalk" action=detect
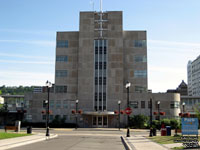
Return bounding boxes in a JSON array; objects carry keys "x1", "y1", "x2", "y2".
[
  {"x1": 0, "y1": 133, "x2": 58, "y2": 150},
  {"x1": 123, "y1": 135, "x2": 170, "y2": 150}
]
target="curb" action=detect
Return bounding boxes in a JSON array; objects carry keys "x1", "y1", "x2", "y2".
[
  {"x1": 121, "y1": 136, "x2": 133, "y2": 150},
  {"x1": 0, "y1": 134, "x2": 58, "y2": 150}
]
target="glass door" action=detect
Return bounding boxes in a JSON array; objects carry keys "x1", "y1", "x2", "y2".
[{"x1": 98, "y1": 116, "x2": 103, "y2": 127}]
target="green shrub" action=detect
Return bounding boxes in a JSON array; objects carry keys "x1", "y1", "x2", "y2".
[
  {"x1": 152, "y1": 120, "x2": 161, "y2": 129},
  {"x1": 170, "y1": 119, "x2": 180, "y2": 129},
  {"x1": 161, "y1": 119, "x2": 170, "y2": 126},
  {"x1": 129, "y1": 115, "x2": 149, "y2": 129}
]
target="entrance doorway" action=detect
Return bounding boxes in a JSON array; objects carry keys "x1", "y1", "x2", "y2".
[{"x1": 92, "y1": 116, "x2": 108, "y2": 127}]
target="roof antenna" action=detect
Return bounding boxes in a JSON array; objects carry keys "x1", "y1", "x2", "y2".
[
  {"x1": 100, "y1": 0, "x2": 102, "y2": 12},
  {"x1": 90, "y1": 0, "x2": 94, "y2": 11}
]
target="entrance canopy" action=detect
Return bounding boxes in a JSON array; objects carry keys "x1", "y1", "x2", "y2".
[{"x1": 82, "y1": 111, "x2": 115, "y2": 116}]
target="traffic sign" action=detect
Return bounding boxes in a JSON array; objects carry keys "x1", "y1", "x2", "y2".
[{"x1": 125, "y1": 107, "x2": 132, "y2": 115}]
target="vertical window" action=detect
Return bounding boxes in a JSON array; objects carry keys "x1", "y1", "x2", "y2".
[
  {"x1": 170, "y1": 101, "x2": 180, "y2": 108},
  {"x1": 94, "y1": 39, "x2": 107, "y2": 111},
  {"x1": 56, "y1": 100, "x2": 61, "y2": 108},
  {"x1": 148, "y1": 101, "x2": 151, "y2": 108},
  {"x1": 63, "y1": 100, "x2": 68, "y2": 108},
  {"x1": 141, "y1": 101, "x2": 145, "y2": 108},
  {"x1": 50, "y1": 100, "x2": 54, "y2": 108},
  {"x1": 42, "y1": 115, "x2": 46, "y2": 120}
]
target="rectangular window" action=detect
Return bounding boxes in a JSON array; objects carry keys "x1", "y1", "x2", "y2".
[
  {"x1": 42, "y1": 115, "x2": 46, "y2": 120},
  {"x1": 56, "y1": 100, "x2": 61, "y2": 108},
  {"x1": 95, "y1": 77, "x2": 98, "y2": 85},
  {"x1": 56, "y1": 56, "x2": 68, "y2": 62},
  {"x1": 56, "y1": 70, "x2": 67, "y2": 77},
  {"x1": 50, "y1": 115, "x2": 54, "y2": 120},
  {"x1": 99, "y1": 77, "x2": 102, "y2": 84},
  {"x1": 134, "y1": 55, "x2": 147, "y2": 62},
  {"x1": 103, "y1": 77, "x2": 106, "y2": 85},
  {"x1": 135, "y1": 86, "x2": 146, "y2": 92},
  {"x1": 57, "y1": 40, "x2": 68, "y2": 48},
  {"x1": 133, "y1": 40, "x2": 146, "y2": 48},
  {"x1": 43, "y1": 100, "x2": 47, "y2": 108},
  {"x1": 141, "y1": 101, "x2": 145, "y2": 108},
  {"x1": 99, "y1": 62, "x2": 102, "y2": 70},
  {"x1": 148, "y1": 101, "x2": 151, "y2": 108},
  {"x1": 63, "y1": 100, "x2": 68, "y2": 108},
  {"x1": 170, "y1": 101, "x2": 180, "y2": 108},
  {"x1": 130, "y1": 101, "x2": 138, "y2": 108},
  {"x1": 55, "y1": 86, "x2": 67, "y2": 93},
  {"x1": 104, "y1": 62, "x2": 106, "y2": 69},
  {"x1": 134, "y1": 70, "x2": 147, "y2": 78},
  {"x1": 50, "y1": 100, "x2": 54, "y2": 108},
  {"x1": 95, "y1": 62, "x2": 98, "y2": 69}
]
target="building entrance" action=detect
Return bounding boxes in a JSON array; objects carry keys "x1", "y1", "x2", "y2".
[{"x1": 92, "y1": 116, "x2": 108, "y2": 127}]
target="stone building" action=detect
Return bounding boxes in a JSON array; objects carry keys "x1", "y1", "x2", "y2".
[
  {"x1": 187, "y1": 55, "x2": 200, "y2": 96},
  {"x1": 25, "y1": 10, "x2": 180, "y2": 127}
]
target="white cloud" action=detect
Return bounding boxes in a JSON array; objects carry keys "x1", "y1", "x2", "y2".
[
  {"x1": 0, "y1": 71, "x2": 54, "y2": 86},
  {"x1": 0, "y1": 39, "x2": 55, "y2": 47},
  {"x1": 148, "y1": 39, "x2": 200, "y2": 48},
  {"x1": 0, "y1": 52, "x2": 54, "y2": 60},
  {"x1": 0, "y1": 29, "x2": 55, "y2": 36},
  {"x1": 0, "y1": 59, "x2": 54, "y2": 65}
]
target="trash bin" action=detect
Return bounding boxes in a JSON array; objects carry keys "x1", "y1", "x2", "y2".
[
  {"x1": 161, "y1": 127, "x2": 167, "y2": 136},
  {"x1": 27, "y1": 126, "x2": 32, "y2": 134},
  {"x1": 166, "y1": 126, "x2": 171, "y2": 136},
  {"x1": 153, "y1": 128, "x2": 157, "y2": 136}
]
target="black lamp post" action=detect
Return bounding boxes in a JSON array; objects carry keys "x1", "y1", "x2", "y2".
[
  {"x1": 157, "y1": 101, "x2": 160, "y2": 121},
  {"x1": 4, "y1": 102, "x2": 8, "y2": 132},
  {"x1": 118, "y1": 100, "x2": 121, "y2": 131},
  {"x1": 46, "y1": 80, "x2": 52, "y2": 137},
  {"x1": 75, "y1": 99, "x2": 79, "y2": 130},
  {"x1": 149, "y1": 98, "x2": 153, "y2": 137},
  {"x1": 125, "y1": 81, "x2": 131, "y2": 137},
  {"x1": 182, "y1": 102, "x2": 185, "y2": 113}
]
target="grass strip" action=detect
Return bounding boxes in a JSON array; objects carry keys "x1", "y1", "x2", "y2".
[
  {"x1": 148, "y1": 135, "x2": 182, "y2": 144},
  {"x1": 0, "y1": 132, "x2": 30, "y2": 140}
]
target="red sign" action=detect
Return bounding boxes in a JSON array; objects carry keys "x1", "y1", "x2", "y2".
[{"x1": 125, "y1": 107, "x2": 132, "y2": 115}]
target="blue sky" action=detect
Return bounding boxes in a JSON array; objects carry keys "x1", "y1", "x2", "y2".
[{"x1": 0, "y1": 0, "x2": 200, "y2": 92}]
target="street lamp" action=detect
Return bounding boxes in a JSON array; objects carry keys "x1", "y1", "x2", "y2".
[
  {"x1": 75, "y1": 99, "x2": 79, "y2": 129},
  {"x1": 157, "y1": 101, "x2": 160, "y2": 121},
  {"x1": 125, "y1": 81, "x2": 131, "y2": 137},
  {"x1": 149, "y1": 98, "x2": 153, "y2": 137},
  {"x1": 46, "y1": 80, "x2": 52, "y2": 137},
  {"x1": 4, "y1": 102, "x2": 8, "y2": 132},
  {"x1": 118, "y1": 100, "x2": 121, "y2": 130},
  {"x1": 182, "y1": 102, "x2": 185, "y2": 113}
]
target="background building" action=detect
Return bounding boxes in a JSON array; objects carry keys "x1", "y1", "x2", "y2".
[{"x1": 187, "y1": 55, "x2": 200, "y2": 96}]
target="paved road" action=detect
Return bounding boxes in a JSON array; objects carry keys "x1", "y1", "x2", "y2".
[{"x1": 9, "y1": 129, "x2": 128, "y2": 150}]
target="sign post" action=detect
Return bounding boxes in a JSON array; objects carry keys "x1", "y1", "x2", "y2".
[
  {"x1": 175, "y1": 118, "x2": 199, "y2": 148},
  {"x1": 125, "y1": 107, "x2": 132, "y2": 115}
]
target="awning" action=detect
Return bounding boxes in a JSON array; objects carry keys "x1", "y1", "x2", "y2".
[{"x1": 82, "y1": 111, "x2": 116, "y2": 116}]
